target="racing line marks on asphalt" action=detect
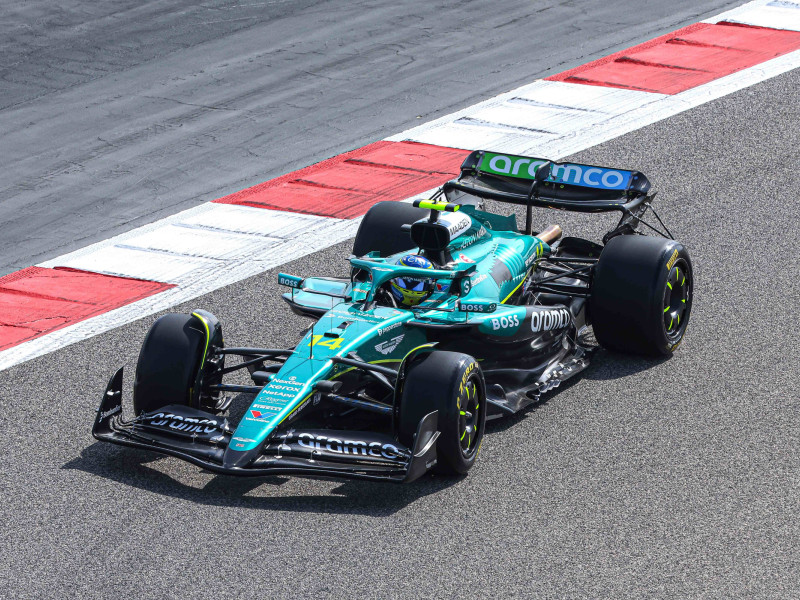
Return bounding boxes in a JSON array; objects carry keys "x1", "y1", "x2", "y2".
[{"x1": 3, "y1": 0, "x2": 800, "y2": 369}]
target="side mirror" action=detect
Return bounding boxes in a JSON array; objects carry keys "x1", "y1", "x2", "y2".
[{"x1": 278, "y1": 273, "x2": 304, "y2": 289}]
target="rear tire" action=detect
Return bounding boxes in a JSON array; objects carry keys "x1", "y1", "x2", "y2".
[
  {"x1": 398, "y1": 351, "x2": 486, "y2": 475},
  {"x1": 590, "y1": 235, "x2": 693, "y2": 356},
  {"x1": 133, "y1": 314, "x2": 206, "y2": 415},
  {"x1": 352, "y1": 201, "x2": 427, "y2": 257}
]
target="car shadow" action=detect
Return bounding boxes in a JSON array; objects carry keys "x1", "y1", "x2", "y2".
[
  {"x1": 484, "y1": 348, "x2": 670, "y2": 434},
  {"x1": 62, "y1": 442, "x2": 461, "y2": 516},
  {"x1": 580, "y1": 347, "x2": 671, "y2": 381},
  {"x1": 65, "y1": 349, "x2": 668, "y2": 511}
]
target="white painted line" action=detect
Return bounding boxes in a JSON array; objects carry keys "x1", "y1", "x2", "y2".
[
  {"x1": 40, "y1": 203, "x2": 343, "y2": 283},
  {"x1": 1, "y1": 192, "x2": 444, "y2": 371},
  {"x1": 389, "y1": 49, "x2": 800, "y2": 159},
  {"x1": 705, "y1": 0, "x2": 772, "y2": 22},
  {"x1": 58, "y1": 245, "x2": 218, "y2": 282},
  {"x1": 0, "y1": 207, "x2": 361, "y2": 371},
  {"x1": 180, "y1": 204, "x2": 321, "y2": 238},
  {"x1": 706, "y1": 0, "x2": 800, "y2": 31},
  {"x1": 387, "y1": 81, "x2": 665, "y2": 157}
]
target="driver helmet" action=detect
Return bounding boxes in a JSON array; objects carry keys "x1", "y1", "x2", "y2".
[{"x1": 390, "y1": 254, "x2": 435, "y2": 306}]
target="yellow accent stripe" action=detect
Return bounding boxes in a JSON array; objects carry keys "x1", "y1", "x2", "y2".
[
  {"x1": 401, "y1": 343, "x2": 436, "y2": 364},
  {"x1": 417, "y1": 200, "x2": 460, "y2": 212},
  {"x1": 330, "y1": 358, "x2": 401, "y2": 380},
  {"x1": 191, "y1": 312, "x2": 211, "y2": 368},
  {"x1": 328, "y1": 342, "x2": 436, "y2": 388},
  {"x1": 501, "y1": 268, "x2": 531, "y2": 304}
]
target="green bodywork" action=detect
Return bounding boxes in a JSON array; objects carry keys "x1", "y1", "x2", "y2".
[{"x1": 228, "y1": 207, "x2": 549, "y2": 453}]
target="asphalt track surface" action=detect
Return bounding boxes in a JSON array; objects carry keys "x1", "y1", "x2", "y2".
[
  {"x1": 4, "y1": 3, "x2": 800, "y2": 599},
  {"x1": 0, "y1": 0, "x2": 740, "y2": 276}
]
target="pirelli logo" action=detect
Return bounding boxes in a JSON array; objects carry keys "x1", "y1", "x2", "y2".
[{"x1": 666, "y1": 249, "x2": 679, "y2": 271}]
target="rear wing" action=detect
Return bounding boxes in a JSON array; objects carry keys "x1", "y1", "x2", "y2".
[{"x1": 444, "y1": 150, "x2": 652, "y2": 213}]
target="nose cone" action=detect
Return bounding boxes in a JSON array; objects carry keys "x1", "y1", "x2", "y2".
[{"x1": 222, "y1": 446, "x2": 261, "y2": 470}]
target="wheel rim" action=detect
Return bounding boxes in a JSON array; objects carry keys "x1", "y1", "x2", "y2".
[
  {"x1": 458, "y1": 374, "x2": 484, "y2": 457},
  {"x1": 663, "y1": 259, "x2": 691, "y2": 341}
]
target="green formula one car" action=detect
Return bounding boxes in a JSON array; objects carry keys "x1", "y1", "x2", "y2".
[{"x1": 93, "y1": 150, "x2": 693, "y2": 482}]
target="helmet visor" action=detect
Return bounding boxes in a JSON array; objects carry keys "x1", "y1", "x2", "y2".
[{"x1": 395, "y1": 277, "x2": 427, "y2": 292}]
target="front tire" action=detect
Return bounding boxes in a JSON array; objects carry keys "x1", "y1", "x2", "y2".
[
  {"x1": 590, "y1": 235, "x2": 693, "y2": 356},
  {"x1": 132, "y1": 313, "x2": 206, "y2": 415},
  {"x1": 397, "y1": 351, "x2": 486, "y2": 475}
]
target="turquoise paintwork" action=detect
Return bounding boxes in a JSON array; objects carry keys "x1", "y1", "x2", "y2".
[{"x1": 228, "y1": 207, "x2": 550, "y2": 454}]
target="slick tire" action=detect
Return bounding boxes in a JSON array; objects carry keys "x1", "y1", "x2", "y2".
[
  {"x1": 590, "y1": 235, "x2": 693, "y2": 356},
  {"x1": 352, "y1": 201, "x2": 428, "y2": 257},
  {"x1": 133, "y1": 313, "x2": 206, "y2": 415},
  {"x1": 398, "y1": 351, "x2": 486, "y2": 475}
]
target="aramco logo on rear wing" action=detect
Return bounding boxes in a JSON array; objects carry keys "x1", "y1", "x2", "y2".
[{"x1": 479, "y1": 152, "x2": 632, "y2": 190}]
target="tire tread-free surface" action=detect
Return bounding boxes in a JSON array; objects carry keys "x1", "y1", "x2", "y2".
[
  {"x1": 133, "y1": 313, "x2": 204, "y2": 414},
  {"x1": 398, "y1": 350, "x2": 486, "y2": 475},
  {"x1": 591, "y1": 235, "x2": 693, "y2": 355}
]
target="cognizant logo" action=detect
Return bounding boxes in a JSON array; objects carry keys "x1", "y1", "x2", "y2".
[{"x1": 479, "y1": 152, "x2": 632, "y2": 191}]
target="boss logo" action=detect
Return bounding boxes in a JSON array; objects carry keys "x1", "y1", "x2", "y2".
[
  {"x1": 459, "y1": 302, "x2": 496, "y2": 313},
  {"x1": 278, "y1": 276, "x2": 301, "y2": 288},
  {"x1": 491, "y1": 315, "x2": 520, "y2": 331}
]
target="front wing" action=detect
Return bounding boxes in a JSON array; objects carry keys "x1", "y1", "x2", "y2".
[{"x1": 92, "y1": 369, "x2": 440, "y2": 483}]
